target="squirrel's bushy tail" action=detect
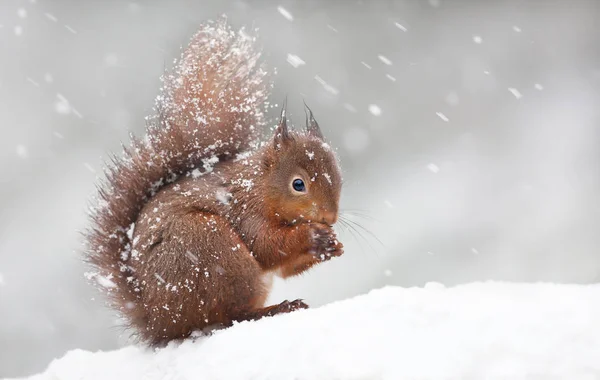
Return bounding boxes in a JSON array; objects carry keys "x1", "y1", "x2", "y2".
[{"x1": 84, "y1": 19, "x2": 269, "y2": 332}]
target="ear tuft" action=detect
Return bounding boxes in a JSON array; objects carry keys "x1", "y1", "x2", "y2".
[
  {"x1": 274, "y1": 97, "x2": 292, "y2": 147},
  {"x1": 303, "y1": 101, "x2": 324, "y2": 140}
]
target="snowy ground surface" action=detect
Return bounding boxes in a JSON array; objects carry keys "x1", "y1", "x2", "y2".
[{"x1": 14, "y1": 282, "x2": 600, "y2": 380}]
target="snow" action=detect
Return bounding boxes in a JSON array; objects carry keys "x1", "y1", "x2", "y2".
[
  {"x1": 16, "y1": 282, "x2": 600, "y2": 380},
  {"x1": 327, "y1": 24, "x2": 338, "y2": 33},
  {"x1": 83, "y1": 163, "x2": 95, "y2": 173},
  {"x1": 508, "y1": 87, "x2": 523, "y2": 99},
  {"x1": 44, "y1": 13, "x2": 58, "y2": 22},
  {"x1": 26, "y1": 77, "x2": 40, "y2": 87},
  {"x1": 277, "y1": 6, "x2": 294, "y2": 21},
  {"x1": 377, "y1": 55, "x2": 392, "y2": 65},
  {"x1": 473, "y1": 35, "x2": 483, "y2": 44},
  {"x1": 55, "y1": 94, "x2": 72, "y2": 114},
  {"x1": 368, "y1": 104, "x2": 382, "y2": 116},
  {"x1": 83, "y1": 272, "x2": 117, "y2": 289},
  {"x1": 394, "y1": 22, "x2": 407, "y2": 32},
  {"x1": 343, "y1": 103, "x2": 357, "y2": 113},
  {"x1": 427, "y1": 163, "x2": 440, "y2": 173},
  {"x1": 64, "y1": 25, "x2": 77, "y2": 34},
  {"x1": 436, "y1": 111, "x2": 449, "y2": 122},
  {"x1": 286, "y1": 54, "x2": 305, "y2": 68},
  {"x1": 314, "y1": 75, "x2": 339, "y2": 95}
]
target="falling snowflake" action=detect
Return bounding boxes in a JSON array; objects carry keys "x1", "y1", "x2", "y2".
[
  {"x1": 394, "y1": 22, "x2": 407, "y2": 32},
  {"x1": 343, "y1": 103, "x2": 357, "y2": 113},
  {"x1": 26, "y1": 77, "x2": 40, "y2": 87},
  {"x1": 368, "y1": 104, "x2": 382, "y2": 116},
  {"x1": 84, "y1": 163, "x2": 96, "y2": 173},
  {"x1": 436, "y1": 112, "x2": 449, "y2": 122},
  {"x1": 508, "y1": 87, "x2": 523, "y2": 99},
  {"x1": 55, "y1": 93, "x2": 71, "y2": 114},
  {"x1": 286, "y1": 54, "x2": 306, "y2": 68},
  {"x1": 97, "y1": 275, "x2": 117, "y2": 289},
  {"x1": 277, "y1": 6, "x2": 294, "y2": 21},
  {"x1": 427, "y1": 163, "x2": 440, "y2": 173},
  {"x1": 314, "y1": 75, "x2": 339, "y2": 95},
  {"x1": 378, "y1": 55, "x2": 393, "y2": 65},
  {"x1": 64, "y1": 25, "x2": 77, "y2": 34}
]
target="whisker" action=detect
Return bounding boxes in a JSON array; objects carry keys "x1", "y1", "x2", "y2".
[
  {"x1": 342, "y1": 217, "x2": 385, "y2": 248},
  {"x1": 336, "y1": 218, "x2": 367, "y2": 255},
  {"x1": 342, "y1": 211, "x2": 378, "y2": 222},
  {"x1": 341, "y1": 209, "x2": 382, "y2": 223},
  {"x1": 338, "y1": 215, "x2": 381, "y2": 256}
]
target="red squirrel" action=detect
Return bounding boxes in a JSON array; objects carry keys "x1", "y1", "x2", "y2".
[{"x1": 85, "y1": 19, "x2": 344, "y2": 345}]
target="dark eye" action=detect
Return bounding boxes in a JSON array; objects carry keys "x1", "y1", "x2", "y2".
[{"x1": 292, "y1": 178, "x2": 306, "y2": 193}]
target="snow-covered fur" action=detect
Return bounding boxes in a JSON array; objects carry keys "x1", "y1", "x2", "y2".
[{"x1": 84, "y1": 19, "x2": 269, "y2": 340}]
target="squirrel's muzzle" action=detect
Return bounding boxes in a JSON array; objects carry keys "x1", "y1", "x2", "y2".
[{"x1": 320, "y1": 210, "x2": 338, "y2": 226}]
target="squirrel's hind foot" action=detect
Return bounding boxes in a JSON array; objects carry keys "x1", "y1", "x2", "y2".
[
  {"x1": 265, "y1": 299, "x2": 309, "y2": 316},
  {"x1": 237, "y1": 299, "x2": 309, "y2": 322}
]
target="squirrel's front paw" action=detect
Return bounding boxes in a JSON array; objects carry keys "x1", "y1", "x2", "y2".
[{"x1": 308, "y1": 224, "x2": 344, "y2": 261}]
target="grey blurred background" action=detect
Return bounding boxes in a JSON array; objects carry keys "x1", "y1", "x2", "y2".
[{"x1": 1, "y1": 0, "x2": 599, "y2": 377}]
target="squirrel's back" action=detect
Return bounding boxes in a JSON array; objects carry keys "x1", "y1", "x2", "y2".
[{"x1": 84, "y1": 19, "x2": 269, "y2": 332}]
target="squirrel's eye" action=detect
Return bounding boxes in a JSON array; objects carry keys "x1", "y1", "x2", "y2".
[{"x1": 292, "y1": 178, "x2": 306, "y2": 193}]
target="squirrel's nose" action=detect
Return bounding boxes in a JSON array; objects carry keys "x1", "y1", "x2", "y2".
[{"x1": 321, "y1": 210, "x2": 338, "y2": 226}]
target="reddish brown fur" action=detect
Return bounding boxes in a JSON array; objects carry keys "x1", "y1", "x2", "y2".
[{"x1": 84, "y1": 19, "x2": 343, "y2": 345}]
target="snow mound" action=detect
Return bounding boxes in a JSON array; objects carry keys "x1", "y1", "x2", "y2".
[{"x1": 16, "y1": 282, "x2": 600, "y2": 380}]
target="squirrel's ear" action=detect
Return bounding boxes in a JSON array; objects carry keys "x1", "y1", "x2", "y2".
[
  {"x1": 304, "y1": 102, "x2": 324, "y2": 140},
  {"x1": 274, "y1": 100, "x2": 292, "y2": 147}
]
